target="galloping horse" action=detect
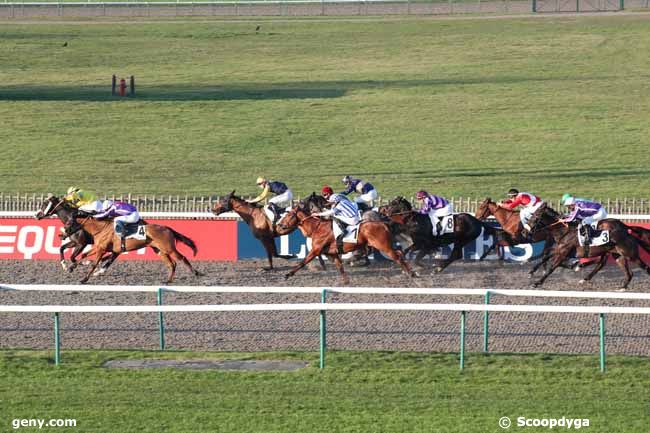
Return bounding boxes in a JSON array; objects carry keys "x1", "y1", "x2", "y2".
[
  {"x1": 35, "y1": 194, "x2": 97, "y2": 273},
  {"x1": 527, "y1": 209, "x2": 650, "y2": 289},
  {"x1": 212, "y1": 191, "x2": 325, "y2": 271},
  {"x1": 475, "y1": 198, "x2": 558, "y2": 276},
  {"x1": 278, "y1": 201, "x2": 415, "y2": 282},
  {"x1": 379, "y1": 197, "x2": 497, "y2": 272},
  {"x1": 37, "y1": 195, "x2": 201, "y2": 284}
]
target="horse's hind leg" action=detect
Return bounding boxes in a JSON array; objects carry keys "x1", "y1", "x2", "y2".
[
  {"x1": 171, "y1": 249, "x2": 203, "y2": 277},
  {"x1": 327, "y1": 253, "x2": 349, "y2": 285},
  {"x1": 160, "y1": 253, "x2": 177, "y2": 284},
  {"x1": 375, "y1": 245, "x2": 415, "y2": 278},
  {"x1": 434, "y1": 244, "x2": 463, "y2": 273},
  {"x1": 614, "y1": 256, "x2": 632, "y2": 289}
]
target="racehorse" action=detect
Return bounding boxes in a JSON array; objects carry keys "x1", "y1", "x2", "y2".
[
  {"x1": 278, "y1": 201, "x2": 415, "y2": 282},
  {"x1": 212, "y1": 191, "x2": 325, "y2": 271},
  {"x1": 37, "y1": 195, "x2": 201, "y2": 284},
  {"x1": 379, "y1": 197, "x2": 497, "y2": 272},
  {"x1": 35, "y1": 194, "x2": 97, "y2": 273},
  {"x1": 475, "y1": 198, "x2": 559, "y2": 276},
  {"x1": 527, "y1": 209, "x2": 650, "y2": 289}
]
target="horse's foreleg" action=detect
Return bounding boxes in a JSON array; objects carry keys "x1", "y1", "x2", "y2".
[
  {"x1": 80, "y1": 249, "x2": 105, "y2": 284},
  {"x1": 261, "y1": 237, "x2": 275, "y2": 271},
  {"x1": 434, "y1": 244, "x2": 463, "y2": 273},
  {"x1": 533, "y1": 252, "x2": 568, "y2": 287},
  {"x1": 285, "y1": 247, "x2": 321, "y2": 279},
  {"x1": 479, "y1": 241, "x2": 497, "y2": 261},
  {"x1": 580, "y1": 254, "x2": 608, "y2": 285},
  {"x1": 317, "y1": 255, "x2": 327, "y2": 271},
  {"x1": 59, "y1": 242, "x2": 73, "y2": 271},
  {"x1": 327, "y1": 254, "x2": 349, "y2": 284},
  {"x1": 159, "y1": 253, "x2": 177, "y2": 284},
  {"x1": 529, "y1": 249, "x2": 553, "y2": 277},
  {"x1": 414, "y1": 250, "x2": 429, "y2": 268}
]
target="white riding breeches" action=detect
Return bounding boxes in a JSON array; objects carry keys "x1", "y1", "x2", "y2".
[
  {"x1": 269, "y1": 190, "x2": 293, "y2": 208},
  {"x1": 334, "y1": 214, "x2": 360, "y2": 227},
  {"x1": 354, "y1": 189, "x2": 378, "y2": 206},
  {"x1": 581, "y1": 208, "x2": 607, "y2": 228},
  {"x1": 114, "y1": 212, "x2": 140, "y2": 225},
  {"x1": 520, "y1": 201, "x2": 544, "y2": 225},
  {"x1": 428, "y1": 204, "x2": 453, "y2": 227},
  {"x1": 79, "y1": 200, "x2": 103, "y2": 214}
]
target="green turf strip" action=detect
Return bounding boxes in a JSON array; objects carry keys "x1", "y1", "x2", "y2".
[
  {"x1": 1, "y1": 15, "x2": 649, "y2": 199},
  {"x1": 0, "y1": 350, "x2": 649, "y2": 432}
]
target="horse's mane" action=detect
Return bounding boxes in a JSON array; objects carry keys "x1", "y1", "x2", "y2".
[{"x1": 390, "y1": 196, "x2": 413, "y2": 211}]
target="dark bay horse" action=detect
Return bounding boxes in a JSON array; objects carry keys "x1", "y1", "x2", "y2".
[
  {"x1": 475, "y1": 198, "x2": 559, "y2": 276},
  {"x1": 527, "y1": 210, "x2": 650, "y2": 289},
  {"x1": 35, "y1": 194, "x2": 96, "y2": 273},
  {"x1": 379, "y1": 197, "x2": 497, "y2": 272},
  {"x1": 212, "y1": 191, "x2": 325, "y2": 271},
  {"x1": 278, "y1": 201, "x2": 415, "y2": 283}
]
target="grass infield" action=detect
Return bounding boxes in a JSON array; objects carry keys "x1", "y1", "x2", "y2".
[
  {"x1": 0, "y1": 349, "x2": 649, "y2": 432},
  {"x1": 1, "y1": 15, "x2": 649, "y2": 199}
]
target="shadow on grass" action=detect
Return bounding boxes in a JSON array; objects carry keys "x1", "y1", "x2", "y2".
[{"x1": 0, "y1": 75, "x2": 612, "y2": 101}]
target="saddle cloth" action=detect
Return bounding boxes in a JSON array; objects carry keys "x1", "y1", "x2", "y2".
[
  {"x1": 264, "y1": 206, "x2": 289, "y2": 224},
  {"x1": 433, "y1": 215, "x2": 454, "y2": 236},
  {"x1": 577, "y1": 229, "x2": 610, "y2": 247},
  {"x1": 333, "y1": 222, "x2": 360, "y2": 244},
  {"x1": 124, "y1": 223, "x2": 147, "y2": 240}
]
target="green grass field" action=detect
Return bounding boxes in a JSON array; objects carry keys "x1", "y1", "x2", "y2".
[
  {"x1": 1, "y1": 15, "x2": 649, "y2": 199},
  {"x1": 1, "y1": 349, "x2": 649, "y2": 432}
]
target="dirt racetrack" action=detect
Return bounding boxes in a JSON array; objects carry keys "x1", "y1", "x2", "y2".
[{"x1": 1, "y1": 258, "x2": 650, "y2": 357}]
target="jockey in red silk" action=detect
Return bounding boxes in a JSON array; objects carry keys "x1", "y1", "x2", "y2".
[
  {"x1": 416, "y1": 191, "x2": 453, "y2": 237},
  {"x1": 499, "y1": 188, "x2": 544, "y2": 232}
]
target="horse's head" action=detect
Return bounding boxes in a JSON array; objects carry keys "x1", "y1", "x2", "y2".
[
  {"x1": 527, "y1": 203, "x2": 560, "y2": 235},
  {"x1": 381, "y1": 196, "x2": 412, "y2": 215},
  {"x1": 475, "y1": 197, "x2": 494, "y2": 221},
  {"x1": 211, "y1": 190, "x2": 236, "y2": 215},
  {"x1": 278, "y1": 200, "x2": 311, "y2": 231},
  {"x1": 304, "y1": 192, "x2": 328, "y2": 213},
  {"x1": 35, "y1": 194, "x2": 66, "y2": 220}
]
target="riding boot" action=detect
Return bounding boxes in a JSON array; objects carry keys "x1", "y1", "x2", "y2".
[
  {"x1": 336, "y1": 220, "x2": 347, "y2": 254},
  {"x1": 270, "y1": 203, "x2": 281, "y2": 226},
  {"x1": 121, "y1": 236, "x2": 127, "y2": 253},
  {"x1": 581, "y1": 224, "x2": 592, "y2": 257},
  {"x1": 436, "y1": 220, "x2": 443, "y2": 237}
]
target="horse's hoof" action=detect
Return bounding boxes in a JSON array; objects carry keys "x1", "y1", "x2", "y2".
[
  {"x1": 527, "y1": 273, "x2": 533, "y2": 279},
  {"x1": 433, "y1": 267, "x2": 443, "y2": 273},
  {"x1": 60, "y1": 261, "x2": 67, "y2": 271},
  {"x1": 284, "y1": 273, "x2": 291, "y2": 280},
  {"x1": 532, "y1": 282, "x2": 541, "y2": 288},
  {"x1": 263, "y1": 267, "x2": 273, "y2": 272},
  {"x1": 82, "y1": 260, "x2": 91, "y2": 266},
  {"x1": 79, "y1": 279, "x2": 89, "y2": 284},
  {"x1": 578, "y1": 279, "x2": 586, "y2": 285},
  {"x1": 194, "y1": 271, "x2": 204, "y2": 277}
]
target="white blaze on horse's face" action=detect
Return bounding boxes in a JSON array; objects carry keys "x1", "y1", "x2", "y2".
[{"x1": 43, "y1": 201, "x2": 53, "y2": 216}]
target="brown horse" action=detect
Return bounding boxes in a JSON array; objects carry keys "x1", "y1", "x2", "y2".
[
  {"x1": 278, "y1": 201, "x2": 415, "y2": 282},
  {"x1": 212, "y1": 191, "x2": 325, "y2": 271},
  {"x1": 475, "y1": 198, "x2": 558, "y2": 276},
  {"x1": 66, "y1": 208, "x2": 202, "y2": 284},
  {"x1": 527, "y1": 210, "x2": 650, "y2": 289}
]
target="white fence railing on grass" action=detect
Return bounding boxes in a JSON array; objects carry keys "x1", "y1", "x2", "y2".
[{"x1": 3, "y1": 285, "x2": 650, "y2": 370}]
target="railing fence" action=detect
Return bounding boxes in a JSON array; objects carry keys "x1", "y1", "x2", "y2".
[{"x1": 1, "y1": 192, "x2": 648, "y2": 216}]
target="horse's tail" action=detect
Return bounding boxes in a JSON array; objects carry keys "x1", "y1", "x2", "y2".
[
  {"x1": 625, "y1": 225, "x2": 650, "y2": 254},
  {"x1": 170, "y1": 228, "x2": 198, "y2": 256}
]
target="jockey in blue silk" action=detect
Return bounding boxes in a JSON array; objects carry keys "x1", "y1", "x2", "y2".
[
  {"x1": 340, "y1": 175, "x2": 378, "y2": 210},
  {"x1": 315, "y1": 193, "x2": 360, "y2": 247},
  {"x1": 94, "y1": 200, "x2": 141, "y2": 252},
  {"x1": 560, "y1": 194, "x2": 608, "y2": 248},
  {"x1": 416, "y1": 190, "x2": 453, "y2": 236},
  {"x1": 247, "y1": 177, "x2": 294, "y2": 223}
]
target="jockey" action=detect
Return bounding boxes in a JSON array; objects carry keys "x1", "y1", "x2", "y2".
[
  {"x1": 314, "y1": 193, "x2": 360, "y2": 247},
  {"x1": 340, "y1": 175, "x2": 378, "y2": 211},
  {"x1": 322, "y1": 185, "x2": 334, "y2": 200},
  {"x1": 416, "y1": 190, "x2": 453, "y2": 236},
  {"x1": 94, "y1": 200, "x2": 141, "y2": 252},
  {"x1": 63, "y1": 186, "x2": 103, "y2": 214},
  {"x1": 247, "y1": 177, "x2": 293, "y2": 223},
  {"x1": 560, "y1": 194, "x2": 608, "y2": 247},
  {"x1": 499, "y1": 188, "x2": 544, "y2": 232}
]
